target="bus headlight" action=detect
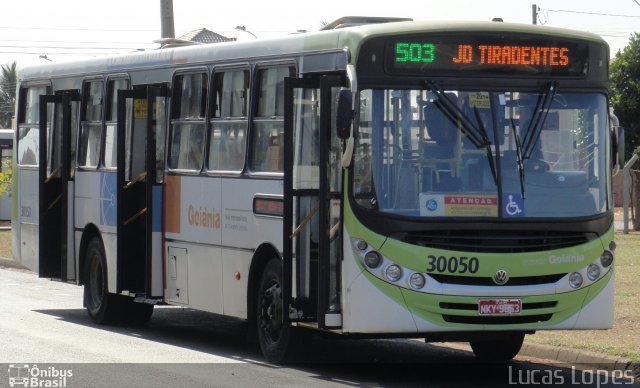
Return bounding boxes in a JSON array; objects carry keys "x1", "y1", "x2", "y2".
[
  {"x1": 569, "y1": 272, "x2": 583, "y2": 289},
  {"x1": 600, "y1": 250, "x2": 614, "y2": 268},
  {"x1": 409, "y1": 273, "x2": 426, "y2": 289},
  {"x1": 587, "y1": 264, "x2": 601, "y2": 281},
  {"x1": 364, "y1": 251, "x2": 382, "y2": 269},
  {"x1": 355, "y1": 239, "x2": 368, "y2": 251},
  {"x1": 385, "y1": 264, "x2": 403, "y2": 282}
]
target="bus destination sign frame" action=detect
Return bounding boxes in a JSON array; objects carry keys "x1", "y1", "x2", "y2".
[{"x1": 385, "y1": 34, "x2": 589, "y2": 77}]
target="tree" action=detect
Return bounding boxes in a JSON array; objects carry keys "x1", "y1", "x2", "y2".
[
  {"x1": 610, "y1": 33, "x2": 640, "y2": 161},
  {"x1": 0, "y1": 160, "x2": 12, "y2": 197},
  {"x1": 0, "y1": 61, "x2": 17, "y2": 129}
]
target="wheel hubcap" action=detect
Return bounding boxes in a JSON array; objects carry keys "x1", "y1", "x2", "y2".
[{"x1": 259, "y1": 281, "x2": 282, "y2": 343}]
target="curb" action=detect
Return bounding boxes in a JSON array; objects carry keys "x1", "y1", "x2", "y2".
[
  {"x1": 520, "y1": 342, "x2": 639, "y2": 377},
  {"x1": 437, "y1": 341, "x2": 639, "y2": 379},
  {"x1": 0, "y1": 257, "x2": 28, "y2": 270}
]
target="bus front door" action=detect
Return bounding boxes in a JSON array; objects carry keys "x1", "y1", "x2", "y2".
[
  {"x1": 284, "y1": 76, "x2": 344, "y2": 329},
  {"x1": 116, "y1": 86, "x2": 167, "y2": 298},
  {"x1": 38, "y1": 91, "x2": 79, "y2": 281}
]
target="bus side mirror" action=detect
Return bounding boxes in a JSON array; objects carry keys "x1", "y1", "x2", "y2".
[{"x1": 336, "y1": 89, "x2": 353, "y2": 140}]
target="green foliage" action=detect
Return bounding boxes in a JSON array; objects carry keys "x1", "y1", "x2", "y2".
[
  {"x1": 0, "y1": 160, "x2": 12, "y2": 197},
  {"x1": 0, "y1": 61, "x2": 17, "y2": 129},
  {"x1": 610, "y1": 33, "x2": 640, "y2": 161}
]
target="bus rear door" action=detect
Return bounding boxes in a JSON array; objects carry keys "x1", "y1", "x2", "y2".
[
  {"x1": 116, "y1": 86, "x2": 167, "y2": 298},
  {"x1": 38, "y1": 91, "x2": 79, "y2": 281}
]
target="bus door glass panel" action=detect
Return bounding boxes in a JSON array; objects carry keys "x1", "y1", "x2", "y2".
[
  {"x1": 325, "y1": 82, "x2": 343, "y2": 319},
  {"x1": 292, "y1": 85, "x2": 321, "y2": 313},
  {"x1": 117, "y1": 88, "x2": 146, "y2": 294},
  {"x1": 79, "y1": 81, "x2": 104, "y2": 168},
  {"x1": 16, "y1": 86, "x2": 48, "y2": 271},
  {"x1": 148, "y1": 86, "x2": 168, "y2": 297}
]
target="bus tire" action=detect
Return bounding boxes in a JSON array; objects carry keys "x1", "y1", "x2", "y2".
[
  {"x1": 83, "y1": 237, "x2": 122, "y2": 325},
  {"x1": 469, "y1": 332, "x2": 525, "y2": 361},
  {"x1": 256, "y1": 258, "x2": 295, "y2": 363}
]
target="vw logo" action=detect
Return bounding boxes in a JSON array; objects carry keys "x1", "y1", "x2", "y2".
[{"x1": 493, "y1": 269, "x2": 509, "y2": 285}]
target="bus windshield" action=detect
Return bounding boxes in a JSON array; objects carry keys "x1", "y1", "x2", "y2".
[{"x1": 353, "y1": 88, "x2": 609, "y2": 219}]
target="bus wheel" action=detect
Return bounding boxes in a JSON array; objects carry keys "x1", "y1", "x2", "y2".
[
  {"x1": 256, "y1": 258, "x2": 294, "y2": 363},
  {"x1": 469, "y1": 332, "x2": 525, "y2": 361},
  {"x1": 83, "y1": 238, "x2": 122, "y2": 324}
]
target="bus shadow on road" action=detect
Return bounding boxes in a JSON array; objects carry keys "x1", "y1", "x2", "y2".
[{"x1": 33, "y1": 307, "x2": 618, "y2": 387}]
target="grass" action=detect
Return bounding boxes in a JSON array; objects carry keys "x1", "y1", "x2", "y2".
[
  {"x1": 0, "y1": 230, "x2": 12, "y2": 259},
  {"x1": 0, "y1": 227, "x2": 638, "y2": 361},
  {"x1": 525, "y1": 232, "x2": 640, "y2": 362}
]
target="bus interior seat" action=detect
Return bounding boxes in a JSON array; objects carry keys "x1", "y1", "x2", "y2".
[
  {"x1": 266, "y1": 130, "x2": 283, "y2": 171},
  {"x1": 422, "y1": 94, "x2": 458, "y2": 191},
  {"x1": 423, "y1": 93, "x2": 457, "y2": 160}
]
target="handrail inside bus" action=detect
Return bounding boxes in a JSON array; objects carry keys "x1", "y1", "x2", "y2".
[
  {"x1": 124, "y1": 171, "x2": 147, "y2": 189},
  {"x1": 44, "y1": 165, "x2": 61, "y2": 183}
]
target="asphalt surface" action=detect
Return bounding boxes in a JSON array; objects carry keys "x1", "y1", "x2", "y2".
[{"x1": 0, "y1": 265, "x2": 638, "y2": 387}]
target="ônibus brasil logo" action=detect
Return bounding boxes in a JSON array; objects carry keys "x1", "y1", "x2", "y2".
[{"x1": 8, "y1": 364, "x2": 73, "y2": 388}]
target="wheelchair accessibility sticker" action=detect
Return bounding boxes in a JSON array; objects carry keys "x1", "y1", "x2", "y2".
[{"x1": 503, "y1": 193, "x2": 525, "y2": 217}]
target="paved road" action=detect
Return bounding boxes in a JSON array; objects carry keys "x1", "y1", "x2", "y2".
[{"x1": 1, "y1": 267, "x2": 636, "y2": 387}]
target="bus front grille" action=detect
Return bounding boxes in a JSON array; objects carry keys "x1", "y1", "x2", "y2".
[
  {"x1": 442, "y1": 314, "x2": 553, "y2": 325},
  {"x1": 429, "y1": 273, "x2": 566, "y2": 286},
  {"x1": 393, "y1": 230, "x2": 592, "y2": 253}
]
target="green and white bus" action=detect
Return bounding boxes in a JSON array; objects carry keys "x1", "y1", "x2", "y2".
[{"x1": 13, "y1": 17, "x2": 620, "y2": 362}]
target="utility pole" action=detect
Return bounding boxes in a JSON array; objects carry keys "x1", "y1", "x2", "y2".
[
  {"x1": 160, "y1": 0, "x2": 175, "y2": 39},
  {"x1": 532, "y1": 4, "x2": 538, "y2": 25}
]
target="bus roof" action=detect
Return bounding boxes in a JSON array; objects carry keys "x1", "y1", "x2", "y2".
[{"x1": 18, "y1": 19, "x2": 608, "y2": 82}]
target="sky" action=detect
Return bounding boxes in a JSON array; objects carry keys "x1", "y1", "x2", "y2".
[{"x1": 0, "y1": 0, "x2": 639, "y2": 68}]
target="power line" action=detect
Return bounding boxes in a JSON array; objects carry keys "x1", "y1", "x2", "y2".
[
  {"x1": 0, "y1": 26, "x2": 157, "y2": 32},
  {"x1": 0, "y1": 51, "x2": 120, "y2": 56},
  {"x1": 0, "y1": 39, "x2": 157, "y2": 46},
  {"x1": 0, "y1": 45, "x2": 154, "y2": 50},
  {"x1": 547, "y1": 9, "x2": 640, "y2": 18}
]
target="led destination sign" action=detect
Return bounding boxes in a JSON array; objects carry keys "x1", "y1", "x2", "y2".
[{"x1": 387, "y1": 36, "x2": 589, "y2": 77}]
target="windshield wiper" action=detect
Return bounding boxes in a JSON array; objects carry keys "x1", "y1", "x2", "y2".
[
  {"x1": 472, "y1": 107, "x2": 498, "y2": 186},
  {"x1": 425, "y1": 81, "x2": 485, "y2": 148},
  {"x1": 510, "y1": 118, "x2": 526, "y2": 200},
  {"x1": 425, "y1": 80, "x2": 498, "y2": 185},
  {"x1": 522, "y1": 82, "x2": 558, "y2": 160}
]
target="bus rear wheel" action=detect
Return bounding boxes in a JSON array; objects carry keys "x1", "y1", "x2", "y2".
[
  {"x1": 256, "y1": 258, "x2": 295, "y2": 363},
  {"x1": 469, "y1": 332, "x2": 525, "y2": 361},
  {"x1": 83, "y1": 238, "x2": 122, "y2": 324}
]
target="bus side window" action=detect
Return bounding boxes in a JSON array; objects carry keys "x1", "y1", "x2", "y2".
[
  {"x1": 17, "y1": 86, "x2": 49, "y2": 166},
  {"x1": 209, "y1": 69, "x2": 249, "y2": 172},
  {"x1": 78, "y1": 80, "x2": 104, "y2": 168},
  {"x1": 169, "y1": 72, "x2": 208, "y2": 171},
  {"x1": 250, "y1": 65, "x2": 295, "y2": 173}
]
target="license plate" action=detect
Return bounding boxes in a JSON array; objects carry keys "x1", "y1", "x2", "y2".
[{"x1": 478, "y1": 299, "x2": 522, "y2": 315}]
